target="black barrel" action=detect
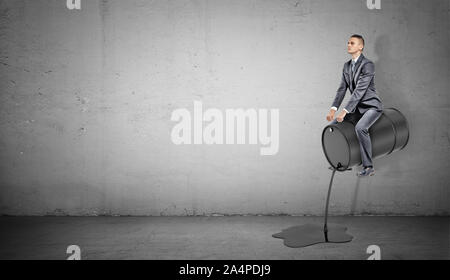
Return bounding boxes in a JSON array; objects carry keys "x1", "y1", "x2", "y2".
[{"x1": 322, "y1": 108, "x2": 409, "y2": 171}]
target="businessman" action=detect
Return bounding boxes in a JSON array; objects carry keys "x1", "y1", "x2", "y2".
[{"x1": 326, "y1": 34, "x2": 383, "y2": 177}]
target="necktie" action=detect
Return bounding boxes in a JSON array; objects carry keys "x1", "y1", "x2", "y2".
[{"x1": 351, "y1": 60, "x2": 356, "y2": 89}]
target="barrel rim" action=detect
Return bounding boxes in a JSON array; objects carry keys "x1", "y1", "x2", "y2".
[
  {"x1": 384, "y1": 107, "x2": 410, "y2": 150},
  {"x1": 379, "y1": 110, "x2": 398, "y2": 155}
]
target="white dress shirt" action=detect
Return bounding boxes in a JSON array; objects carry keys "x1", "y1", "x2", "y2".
[{"x1": 331, "y1": 55, "x2": 361, "y2": 114}]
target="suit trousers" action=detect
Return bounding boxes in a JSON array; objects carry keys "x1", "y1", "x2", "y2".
[{"x1": 330, "y1": 108, "x2": 383, "y2": 168}]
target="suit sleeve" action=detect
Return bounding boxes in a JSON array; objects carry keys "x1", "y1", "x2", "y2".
[
  {"x1": 344, "y1": 61, "x2": 375, "y2": 113},
  {"x1": 331, "y1": 66, "x2": 348, "y2": 110}
]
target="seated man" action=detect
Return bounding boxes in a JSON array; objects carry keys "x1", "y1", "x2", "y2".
[{"x1": 326, "y1": 34, "x2": 383, "y2": 177}]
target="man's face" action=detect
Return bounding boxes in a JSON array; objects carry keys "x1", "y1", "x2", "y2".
[{"x1": 347, "y1": 37, "x2": 363, "y2": 54}]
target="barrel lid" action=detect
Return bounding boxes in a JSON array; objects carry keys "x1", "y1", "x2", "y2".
[{"x1": 322, "y1": 125, "x2": 351, "y2": 171}]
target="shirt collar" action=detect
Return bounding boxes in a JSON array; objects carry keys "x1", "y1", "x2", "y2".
[{"x1": 352, "y1": 54, "x2": 361, "y2": 64}]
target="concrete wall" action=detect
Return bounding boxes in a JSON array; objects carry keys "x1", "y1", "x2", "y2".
[{"x1": 0, "y1": 0, "x2": 448, "y2": 216}]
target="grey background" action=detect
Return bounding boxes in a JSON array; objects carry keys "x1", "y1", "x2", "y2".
[{"x1": 0, "y1": 0, "x2": 448, "y2": 216}]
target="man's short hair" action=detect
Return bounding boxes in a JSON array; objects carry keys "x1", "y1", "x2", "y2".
[{"x1": 351, "y1": 34, "x2": 365, "y2": 51}]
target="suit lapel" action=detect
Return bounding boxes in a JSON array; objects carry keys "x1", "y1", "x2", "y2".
[
  {"x1": 345, "y1": 61, "x2": 352, "y2": 90},
  {"x1": 350, "y1": 61, "x2": 354, "y2": 90},
  {"x1": 352, "y1": 54, "x2": 364, "y2": 85}
]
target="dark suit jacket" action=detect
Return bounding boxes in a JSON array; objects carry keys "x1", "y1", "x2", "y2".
[{"x1": 332, "y1": 54, "x2": 383, "y2": 114}]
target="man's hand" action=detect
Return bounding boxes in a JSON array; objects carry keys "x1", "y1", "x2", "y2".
[
  {"x1": 326, "y1": 109, "x2": 336, "y2": 121},
  {"x1": 336, "y1": 110, "x2": 347, "y2": 123}
]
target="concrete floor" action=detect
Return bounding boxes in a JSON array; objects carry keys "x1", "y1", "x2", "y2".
[{"x1": 0, "y1": 216, "x2": 448, "y2": 260}]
